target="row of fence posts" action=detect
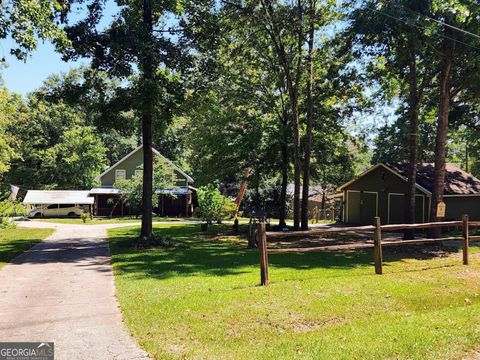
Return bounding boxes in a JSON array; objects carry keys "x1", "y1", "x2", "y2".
[
  {"x1": 256, "y1": 214, "x2": 471, "y2": 285},
  {"x1": 372, "y1": 214, "x2": 469, "y2": 275}
]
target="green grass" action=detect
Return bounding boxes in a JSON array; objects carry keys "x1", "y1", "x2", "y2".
[
  {"x1": 36, "y1": 216, "x2": 195, "y2": 225},
  {"x1": 108, "y1": 223, "x2": 480, "y2": 359},
  {"x1": 0, "y1": 227, "x2": 53, "y2": 268}
]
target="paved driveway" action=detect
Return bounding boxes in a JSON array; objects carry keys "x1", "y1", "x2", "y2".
[{"x1": 0, "y1": 222, "x2": 151, "y2": 359}]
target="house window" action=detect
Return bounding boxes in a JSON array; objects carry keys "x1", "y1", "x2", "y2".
[
  {"x1": 115, "y1": 169, "x2": 126, "y2": 180},
  {"x1": 135, "y1": 169, "x2": 143, "y2": 177}
]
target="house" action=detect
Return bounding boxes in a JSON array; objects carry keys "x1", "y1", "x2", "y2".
[
  {"x1": 337, "y1": 163, "x2": 480, "y2": 225},
  {"x1": 90, "y1": 145, "x2": 195, "y2": 217}
]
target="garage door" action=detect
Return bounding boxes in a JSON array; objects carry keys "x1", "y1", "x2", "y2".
[
  {"x1": 346, "y1": 191, "x2": 361, "y2": 224},
  {"x1": 388, "y1": 194, "x2": 425, "y2": 224},
  {"x1": 361, "y1": 192, "x2": 377, "y2": 225},
  {"x1": 346, "y1": 191, "x2": 377, "y2": 225}
]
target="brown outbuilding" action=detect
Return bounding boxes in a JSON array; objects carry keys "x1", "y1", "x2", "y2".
[{"x1": 336, "y1": 163, "x2": 480, "y2": 225}]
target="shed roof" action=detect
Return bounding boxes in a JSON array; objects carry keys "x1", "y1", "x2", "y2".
[
  {"x1": 337, "y1": 162, "x2": 480, "y2": 196},
  {"x1": 386, "y1": 163, "x2": 480, "y2": 195},
  {"x1": 23, "y1": 190, "x2": 95, "y2": 205}
]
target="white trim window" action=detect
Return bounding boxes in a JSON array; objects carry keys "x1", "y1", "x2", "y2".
[
  {"x1": 135, "y1": 169, "x2": 143, "y2": 177},
  {"x1": 115, "y1": 169, "x2": 127, "y2": 181}
]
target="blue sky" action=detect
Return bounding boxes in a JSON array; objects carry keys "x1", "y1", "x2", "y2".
[
  {"x1": 1, "y1": 1, "x2": 119, "y2": 96},
  {"x1": 1, "y1": 39, "x2": 85, "y2": 96}
]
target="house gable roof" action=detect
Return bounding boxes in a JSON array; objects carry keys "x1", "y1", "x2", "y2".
[
  {"x1": 338, "y1": 162, "x2": 480, "y2": 196},
  {"x1": 96, "y1": 144, "x2": 193, "y2": 183}
]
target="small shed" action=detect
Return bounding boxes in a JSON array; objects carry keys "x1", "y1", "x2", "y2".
[
  {"x1": 336, "y1": 163, "x2": 480, "y2": 225},
  {"x1": 23, "y1": 190, "x2": 95, "y2": 214}
]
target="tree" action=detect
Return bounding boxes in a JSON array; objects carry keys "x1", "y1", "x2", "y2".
[
  {"x1": 181, "y1": 14, "x2": 292, "y2": 226},
  {"x1": 0, "y1": 85, "x2": 18, "y2": 178},
  {"x1": 4, "y1": 79, "x2": 107, "y2": 190},
  {"x1": 63, "y1": 0, "x2": 217, "y2": 240},
  {"x1": 221, "y1": 0, "x2": 305, "y2": 229},
  {"x1": 348, "y1": 0, "x2": 434, "y2": 237},
  {"x1": 0, "y1": 0, "x2": 70, "y2": 59},
  {"x1": 426, "y1": 1, "x2": 480, "y2": 235},
  {"x1": 301, "y1": 0, "x2": 316, "y2": 230},
  {"x1": 222, "y1": 0, "x2": 351, "y2": 230},
  {"x1": 33, "y1": 67, "x2": 141, "y2": 165},
  {"x1": 45, "y1": 125, "x2": 106, "y2": 189}
]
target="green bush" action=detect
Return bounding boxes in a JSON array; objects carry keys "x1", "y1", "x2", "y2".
[
  {"x1": 80, "y1": 212, "x2": 89, "y2": 223},
  {"x1": 218, "y1": 198, "x2": 237, "y2": 222},
  {"x1": 0, "y1": 217, "x2": 15, "y2": 229},
  {"x1": 0, "y1": 199, "x2": 27, "y2": 218},
  {"x1": 196, "y1": 185, "x2": 234, "y2": 225}
]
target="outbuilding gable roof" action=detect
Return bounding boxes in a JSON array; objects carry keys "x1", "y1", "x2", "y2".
[
  {"x1": 96, "y1": 144, "x2": 193, "y2": 183},
  {"x1": 386, "y1": 163, "x2": 480, "y2": 195},
  {"x1": 338, "y1": 162, "x2": 480, "y2": 196}
]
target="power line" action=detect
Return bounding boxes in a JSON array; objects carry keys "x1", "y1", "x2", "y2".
[
  {"x1": 424, "y1": 16, "x2": 480, "y2": 41},
  {"x1": 365, "y1": 6, "x2": 480, "y2": 52},
  {"x1": 382, "y1": 2, "x2": 480, "y2": 42}
]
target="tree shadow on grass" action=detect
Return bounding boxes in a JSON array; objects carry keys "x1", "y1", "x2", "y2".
[{"x1": 109, "y1": 224, "x2": 463, "y2": 281}]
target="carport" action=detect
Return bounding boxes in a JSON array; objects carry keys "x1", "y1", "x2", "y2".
[{"x1": 23, "y1": 190, "x2": 95, "y2": 216}]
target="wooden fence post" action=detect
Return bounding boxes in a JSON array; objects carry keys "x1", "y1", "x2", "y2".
[
  {"x1": 462, "y1": 214, "x2": 469, "y2": 265},
  {"x1": 248, "y1": 219, "x2": 256, "y2": 248},
  {"x1": 374, "y1": 217, "x2": 383, "y2": 275},
  {"x1": 258, "y1": 221, "x2": 269, "y2": 286}
]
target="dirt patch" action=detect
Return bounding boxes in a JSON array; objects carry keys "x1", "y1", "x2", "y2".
[
  {"x1": 267, "y1": 231, "x2": 373, "y2": 249},
  {"x1": 288, "y1": 313, "x2": 344, "y2": 333}
]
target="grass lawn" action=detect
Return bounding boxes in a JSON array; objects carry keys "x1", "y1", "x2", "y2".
[
  {"x1": 108, "y1": 223, "x2": 480, "y2": 359},
  {"x1": 0, "y1": 227, "x2": 53, "y2": 268},
  {"x1": 36, "y1": 216, "x2": 196, "y2": 225}
]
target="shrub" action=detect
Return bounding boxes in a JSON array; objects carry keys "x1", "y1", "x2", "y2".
[
  {"x1": 196, "y1": 185, "x2": 234, "y2": 225},
  {"x1": 0, "y1": 199, "x2": 27, "y2": 218},
  {"x1": 80, "y1": 212, "x2": 89, "y2": 223},
  {"x1": 218, "y1": 198, "x2": 237, "y2": 222},
  {"x1": 0, "y1": 217, "x2": 15, "y2": 229},
  {"x1": 0, "y1": 199, "x2": 27, "y2": 229}
]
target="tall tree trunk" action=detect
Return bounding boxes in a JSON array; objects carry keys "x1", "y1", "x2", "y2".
[
  {"x1": 404, "y1": 54, "x2": 421, "y2": 240},
  {"x1": 278, "y1": 114, "x2": 288, "y2": 228},
  {"x1": 140, "y1": 0, "x2": 154, "y2": 239},
  {"x1": 429, "y1": 56, "x2": 452, "y2": 238},
  {"x1": 259, "y1": 0, "x2": 302, "y2": 229},
  {"x1": 292, "y1": 97, "x2": 301, "y2": 230},
  {"x1": 465, "y1": 143, "x2": 469, "y2": 173},
  {"x1": 301, "y1": 1, "x2": 315, "y2": 230}
]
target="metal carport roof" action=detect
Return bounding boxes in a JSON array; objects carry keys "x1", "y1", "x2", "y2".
[{"x1": 23, "y1": 190, "x2": 95, "y2": 205}]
